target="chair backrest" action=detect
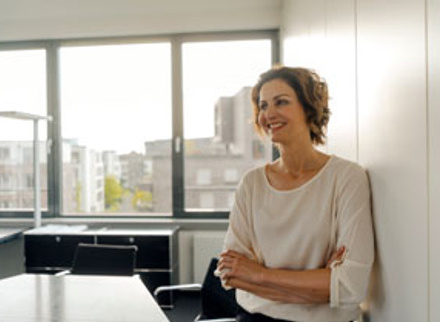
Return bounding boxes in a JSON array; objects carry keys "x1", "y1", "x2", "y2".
[
  {"x1": 200, "y1": 258, "x2": 238, "y2": 319},
  {"x1": 71, "y1": 243, "x2": 137, "y2": 276}
]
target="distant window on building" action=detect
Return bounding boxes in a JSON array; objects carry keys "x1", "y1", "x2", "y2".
[
  {"x1": 199, "y1": 192, "x2": 214, "y2": 209},
  {"x1": 26, "y1": 174, "x2": 33, "y2": 188},
  {"x1": 224, "y1": 168, "x2": 239, "y2": 183},
  {"x1": 0, "y1": 201, "x2": 10, "y2": 208},
  {"x1": 23, "y1": 147, "x2": 33, "y2": 164},
  {"x1": 0, "y1": 148, "x2": 10, "y2": 161},
  {"x1": 197, "y1": 169, "x2": 212, "y2": 186},
  {"x1": 0, "y1": 174, "x2": 9, "y2": 188}
]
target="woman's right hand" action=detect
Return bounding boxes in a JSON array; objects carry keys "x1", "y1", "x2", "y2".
[{"x1": 326, "y1": 246, "x2": 346, "y2": 268}]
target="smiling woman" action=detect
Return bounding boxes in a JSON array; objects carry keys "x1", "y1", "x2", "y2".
[{"x1": 216, "y1": 66, "x2": 374, "y2": 322}]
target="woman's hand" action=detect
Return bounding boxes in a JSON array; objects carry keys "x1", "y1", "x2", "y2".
[
  {"x1": 216, "y1": 249, "x2": 336, "y2": 304},
  {"x1": 217, "y1": 250, "x2": 267, "y2": 287},
  {"x1": 326, "y1": 246, "x2": 346, "y2": 268}
]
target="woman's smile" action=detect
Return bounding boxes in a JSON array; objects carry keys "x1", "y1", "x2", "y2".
[{"x1": 267, "y1": 122, "x2": 286, "y2": 134}]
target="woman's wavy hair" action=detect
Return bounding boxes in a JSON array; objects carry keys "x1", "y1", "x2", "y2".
[{"x1": 251, "y1": 66, "x2": 330, "y2": 145}]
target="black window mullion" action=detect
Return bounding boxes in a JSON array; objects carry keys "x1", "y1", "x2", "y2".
[
  {"x1": 171, "y1": 38, "x2": 185, "y2": 217},
  {"x1": 46, "y1": 42, "x2": 62, "y2": 217}
]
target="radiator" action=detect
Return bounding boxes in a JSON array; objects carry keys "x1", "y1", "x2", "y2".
[{"x1": 192, "y1": 231, "x2": 226, "y2": 283}]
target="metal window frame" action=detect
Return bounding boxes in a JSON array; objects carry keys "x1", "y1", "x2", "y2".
[{"x1": 0, "y1": 29, "x2": 280, "y2": 219}]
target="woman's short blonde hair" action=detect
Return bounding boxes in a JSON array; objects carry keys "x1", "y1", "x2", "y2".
[{"x1": 251, "y1": 66, "x2": 330, "y2": 145}]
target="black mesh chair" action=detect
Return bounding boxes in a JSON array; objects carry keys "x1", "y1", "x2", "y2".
[
  {"x1": 154, "y1": 258, "x2": 238, "y2": 322},
  {"x1": 71, "y1": 243, "x2": 138, "y2": 276}
]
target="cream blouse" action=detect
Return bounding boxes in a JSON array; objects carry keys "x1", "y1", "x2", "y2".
[{"x1": 222, "y1": 155, "x2": 375, "y2": 322}]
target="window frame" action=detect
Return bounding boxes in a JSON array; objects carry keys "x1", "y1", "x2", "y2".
[{"x1": 0, "y1": 30, "x2": 279, "y2": 219}]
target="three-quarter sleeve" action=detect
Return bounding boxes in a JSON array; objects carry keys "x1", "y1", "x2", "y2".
[
  {"x1": 223, "y1": 175, "x2": 258, "y2": 260},
  {"x1": 330, "y1": 165, "x2": 375, "y2": 308}
]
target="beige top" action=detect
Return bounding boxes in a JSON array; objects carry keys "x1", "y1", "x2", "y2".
[{"x1": 223, "y1": 155, "x2": 374, "y2": 322}]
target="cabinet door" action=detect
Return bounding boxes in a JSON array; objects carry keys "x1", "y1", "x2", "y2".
[
  {"x1": 97, "y1": 235, "x2": 171, "y2": 269},
  {"x1": 25, "y1": 235, "x2": 95, "y2": 270}
]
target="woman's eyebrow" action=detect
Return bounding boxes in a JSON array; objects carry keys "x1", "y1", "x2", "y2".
[
  {"x1": 273, "y1": 94, "x2": 290, "y2": 99},
  {"x1": 260, "y1": 94, "x2": 290, "y2": 102}
]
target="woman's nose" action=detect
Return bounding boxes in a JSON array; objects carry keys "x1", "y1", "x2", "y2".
[{"x1": 264, "y1": 103, "x2": 277, "y2": 118}]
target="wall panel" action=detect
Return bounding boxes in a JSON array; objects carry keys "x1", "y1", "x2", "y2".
[
  {"x1": 357, "y1": 1, "x2": 428, "y2": 321},
  {"x1": 282, "y1": 0, "x2": 357, "y2": 161},
  {"x1": 282, "y1": 0, "x2": 431, "y2": 320},
  {"x1": 323, "y1": 0, "x2": 357, "y2": 161},
  {"x1": 428, "y1": 0, "x2": 440, "y2": 320}
]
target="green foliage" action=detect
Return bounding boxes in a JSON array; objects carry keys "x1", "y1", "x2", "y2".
[
  {"x1": 104, "y1": 175, "x2": 124, "y2": 211},
  {"x1": 131, "y1": 189, "x2": 153, "y2": 211}
]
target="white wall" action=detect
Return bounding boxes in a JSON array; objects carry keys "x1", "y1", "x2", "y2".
[
  {"x1": 0, "y1": 0, "x2": 281, "y2": 41},
  {"x1": 282, "y1": 0, "x2": 357, "y2": 161},
  {"x1": 282, "y1": 0, "x2": 439, "y2": 321},
  {"x1": 428, "y1": 0, "x2": 440, "y2": 320},
  {"x1": 357, "y1": 2, "x2": 428, "y2": 320}
]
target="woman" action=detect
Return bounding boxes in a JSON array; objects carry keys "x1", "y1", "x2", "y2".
[{"x1": 216, "y1": 66, "x2": 374, "y2": 322}]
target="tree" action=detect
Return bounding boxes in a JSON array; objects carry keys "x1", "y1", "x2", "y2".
[
  {"x1": 131, "y1": 189, "x2": 153, "y2": 211},
  {"x1": 104, "y1": 175, "x2": 124, "y2": 211}
]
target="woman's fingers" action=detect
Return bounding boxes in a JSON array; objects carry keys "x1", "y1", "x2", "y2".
[
  {"x1": 326, "y1": 246, "x2": 346, "y2": 268},
  {"x1": 220, "y1": 249, "x2": 245, "y2": 258}
]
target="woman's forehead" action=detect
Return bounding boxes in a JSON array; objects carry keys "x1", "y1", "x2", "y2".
[{"x1": 259, "y1": 79, "x2": 296, "y2": 100}]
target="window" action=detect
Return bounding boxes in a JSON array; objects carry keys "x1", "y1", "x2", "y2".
[
  {"x1": 199, "y1": 192, "x2": 214, "y2": 209},
  {"x1": 0, "y1": 31, "x2": 278, "y2": 218},
  {"x1": 182, "y1": 39, "x2": 273, "y2": 212},
  {"x1": 59, "y1": 43, "x2": 172, "y2": 215},
  {"x1": 196, "y1": 169, "x2": 212, "y2": 186},
  {"x1": 0, "y1": 147, "x2": 10, "y2": 161},
  {"x1": 224, "y1": 168, "x2": 239, "y2": 183},
  {"x1": 0, "y1": 49, "x2": 48, "y2": 211}
]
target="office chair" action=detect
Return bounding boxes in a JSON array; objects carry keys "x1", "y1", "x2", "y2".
[
  {"x1": 154, "y1": 258, "x2": 238, "y2": 322},
  {"x1": 70, "y1": 243, "x2": 138, "y2": 276}
]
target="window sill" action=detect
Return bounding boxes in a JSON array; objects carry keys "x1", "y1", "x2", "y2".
[{"x1": 0, "y1": 216, "x2": 229, "y2": 231}]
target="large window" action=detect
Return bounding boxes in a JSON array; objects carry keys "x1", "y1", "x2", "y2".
[
  {"x1": 182, "y1": 39, "x2": 273, "y2": 211},
  {"x1": 0, "y1": 31, "x2": 278, "y2": 218},
  {"x1": 0, "y1": 49, "x2": 48, "y2": 212},
  {"x1": 60, "y1": 43, "x2": 172, "y2": 215}
]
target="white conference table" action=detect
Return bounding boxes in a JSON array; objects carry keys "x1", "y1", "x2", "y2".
[{"x1": 0, "y1": 274, "x2": 169, "y2": 322}]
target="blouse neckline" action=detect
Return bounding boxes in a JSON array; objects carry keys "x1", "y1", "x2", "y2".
[{"x1": 262, "y1": 155, "x2": 335, "y2": 194}]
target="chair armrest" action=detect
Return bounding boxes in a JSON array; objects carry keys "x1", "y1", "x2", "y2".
[
  {"x1": 55, "y1": 270, "x2": 71, "y2": 277},
  {"x1": 153, "y1": 283, "x2": 202, "y2": 299},
  {"x1": 197, "y1": 319, "x2": 236, "y2": 322}
]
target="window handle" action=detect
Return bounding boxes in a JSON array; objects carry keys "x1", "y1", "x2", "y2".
[{"x1": 175, "y1": 136, "x2": 181, "y2": 153}]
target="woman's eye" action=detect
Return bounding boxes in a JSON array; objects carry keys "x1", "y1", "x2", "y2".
[
  {"x1": 276, "y1": 99, "x2": 288, "y2": 106},
  {"x1": 259, "y1": 103, "x2": 268, "y2": 111}
]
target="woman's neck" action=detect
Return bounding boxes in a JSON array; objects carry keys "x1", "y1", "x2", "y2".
[{"x1": 276, "y1": 143, "x2": 328, "y2": 177}]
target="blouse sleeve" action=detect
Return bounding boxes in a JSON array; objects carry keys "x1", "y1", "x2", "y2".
[
  {"x1": 223, "y1": 174, "x2": 258, "y2": 261},
  {"x1": 330, "y1": 165, "x2": 375, "y2": 308}
]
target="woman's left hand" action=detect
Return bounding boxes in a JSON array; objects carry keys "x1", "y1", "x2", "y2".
[{"x1": 217, "y1": 249, "x2": 267, "y2": 287}]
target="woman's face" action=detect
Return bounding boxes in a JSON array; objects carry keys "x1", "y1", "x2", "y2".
[{"x1": 257, "y1": 78, "x2": 310, "y2": 145}]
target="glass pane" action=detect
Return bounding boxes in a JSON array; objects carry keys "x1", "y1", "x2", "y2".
[
  {"x1": 0, "y1": 49, "x2": 48, "y2": 211},
  {"x1": 60, "y1": 43, "x2": 172, "y2": 215},
  {"x1": 182, "y1": 39, "x2": 273, "y2": 211}
]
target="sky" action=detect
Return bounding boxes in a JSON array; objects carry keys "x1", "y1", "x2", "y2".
[{"x1": 0, "y1": 40, "x2": 271, "y2": 155}]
